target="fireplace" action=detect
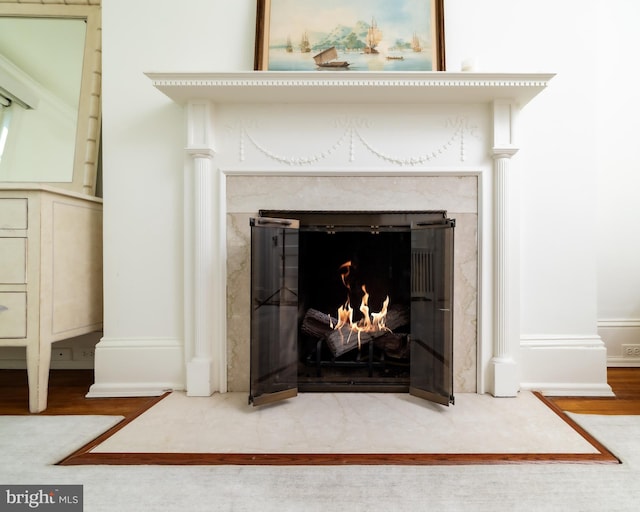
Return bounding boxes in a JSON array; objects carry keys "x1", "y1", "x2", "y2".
[
  {"x1": 248, "y1": 210, "x2": 455, "y2": 406},
  {"x1": 146, "y1": 71, "x2": 553, "y2": 399}
]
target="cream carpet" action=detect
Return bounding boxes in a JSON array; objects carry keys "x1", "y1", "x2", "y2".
[
  {"x1": 1, "y1": 413, "x2": 637, "y2": 511},
  {"x1": 88, "y1": 391, "x2": 600, "y2": 455}
]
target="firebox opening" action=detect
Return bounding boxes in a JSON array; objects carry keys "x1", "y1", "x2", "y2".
[{"x1": 298, "y1": 229, "x2": 412, "y2": 391}]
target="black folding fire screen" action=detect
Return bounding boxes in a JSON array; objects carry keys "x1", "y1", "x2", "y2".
[{"x1": 249, "y1": 211, "x2": 454, "y2": 407}]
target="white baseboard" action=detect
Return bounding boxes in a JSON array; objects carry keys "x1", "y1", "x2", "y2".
[
  {"x1": 519, "y1": 382, "x2": 615, "y2": 397},
  {"x1": 86, "y1": 383, "x2": 176, "y2": 398},
  {"x1": 607, "y1": 356, "x2": 640, "y2": 368},
  {"x1": 0, "y1": 359, "x2": 95, "y2": 370},
  {"x1": 0, "y1": 332, "x2": 101, "y2": 370},
  {"x1": 86, "y1": 337, "x2": 185, "y2": 398},
  {"x1": 78, "y1": 333, "x2": 621, "y2": 398},
  {"x1": 598, "y1": 319, "x2": 640, "y2": 366},
  {"x1": 519, "y1": 335, "x2": 613, "y2": 396}
]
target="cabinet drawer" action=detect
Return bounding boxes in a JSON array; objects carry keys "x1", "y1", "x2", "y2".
[
  {"x1": 0, "y1": 292, "x2": 27, "y2": 338},
  {"x1": 0, "y1": 238, "x2": 27, "y2": 284},
  {"x1": 0, "y1": 198, "x2": 28, "y2": 229}
]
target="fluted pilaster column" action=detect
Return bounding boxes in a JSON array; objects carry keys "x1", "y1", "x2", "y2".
[
  {"x1": 490, "y1": 101, "x2": 520, "y2": 396},
  {"x1": 186, "y1": 148, "x2": 214, "y2": 395},
  {"x1": 184, "y1": 100, "x2": 226, "y2": 396}
]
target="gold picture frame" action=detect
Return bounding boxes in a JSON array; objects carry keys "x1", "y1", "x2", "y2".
[{"x1": 255, "y1": 0, "x2": 445, "y2": 72}]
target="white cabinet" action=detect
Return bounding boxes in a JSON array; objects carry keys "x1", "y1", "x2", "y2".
[{"x1": 0, "y1": 186, "x2": 102, "y2": 412}]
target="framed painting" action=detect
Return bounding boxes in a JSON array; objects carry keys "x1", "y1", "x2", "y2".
[{"x1": 255, "y1": 0, "x2": 445, "y2": 71}]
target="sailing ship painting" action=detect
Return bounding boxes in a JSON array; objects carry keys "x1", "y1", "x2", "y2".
[
  {"x1": 300, "y1": 31, "x2": 311, "y2": 53},
  {"x1": 313, "y1": 46, "x2": 350, "y2": 68},
  {"x1": 364, "y1": 17, "x2": 382, "y2": 54},
  {"x1": 412, "y1": 32, "x2": 422, "y2": 52},
  {"x1": 261, "y1": 0, "x2": 440, "y2": 71}
]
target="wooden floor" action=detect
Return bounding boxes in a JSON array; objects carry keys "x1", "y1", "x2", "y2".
[
  {"x1": 549, "y1": 367, "x2": 640, "y2": 415},
  {"x1": 0, "y1": 369, "x2": 156, "y2": 417},
  {"x1": 0, "y1": 367, "x2": 639, "y2": 417}
]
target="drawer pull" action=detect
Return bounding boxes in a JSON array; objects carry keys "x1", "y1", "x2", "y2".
[{"x1": 0, "y1": 305, "x2": 7, "y2": 312}]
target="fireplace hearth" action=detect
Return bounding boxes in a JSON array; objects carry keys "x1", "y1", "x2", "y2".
[{"x1": 249, "y1": 210, "x2": 455, "y2": 407}]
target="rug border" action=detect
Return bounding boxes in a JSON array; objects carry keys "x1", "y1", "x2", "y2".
[{"x1": 57, "y1": 391, "x2": 621, "y2": 466}]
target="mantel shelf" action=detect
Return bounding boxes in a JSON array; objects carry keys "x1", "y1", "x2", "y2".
[{"x1": 146, "y1": 71, "x2": 555, "y2": 107}]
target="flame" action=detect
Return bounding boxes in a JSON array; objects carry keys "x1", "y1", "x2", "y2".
[
  {"x1": 339, "y1": 260, "x2": 352, "y2": 289},
  {"x1": 332, "y1": 262, "x2": 391, "y2": 349}
]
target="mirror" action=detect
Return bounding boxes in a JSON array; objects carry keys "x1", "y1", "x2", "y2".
[{"x1": 0, "y1": 1, "x2": 101, "y2": 196}]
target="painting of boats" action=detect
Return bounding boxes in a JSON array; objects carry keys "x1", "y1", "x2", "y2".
[{"x1": 255, "y1": 0, "x2": 445, "y2": 71}]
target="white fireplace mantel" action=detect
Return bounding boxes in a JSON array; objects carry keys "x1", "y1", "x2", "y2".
[
  {"x1": 146, "y1": 71, "x2": 553, "y2": 107},
  {"x1": 148, "y1": 71, "x2": 554, "y2": 399}
]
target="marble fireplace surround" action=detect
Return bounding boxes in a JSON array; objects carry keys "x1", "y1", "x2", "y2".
[
  {"x1": 148, "y1": 71, "x2": 553, "y2": 399},
  {"x1": 227, "y1": 176, "x2": 478, "y2": 393}
]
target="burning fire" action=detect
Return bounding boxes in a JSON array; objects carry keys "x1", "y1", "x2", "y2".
[{"x1": 328, "y1": 261, "x2": 391, "y2": 349}]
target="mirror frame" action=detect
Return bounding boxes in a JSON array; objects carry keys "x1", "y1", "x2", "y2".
[{"x1": 0, "y1": 0, "x2": 101, "y2": 196}]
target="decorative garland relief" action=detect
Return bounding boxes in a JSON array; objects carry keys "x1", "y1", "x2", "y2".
[{"x1": 239, "y1": 116, "x2": 476, "y2": 166}]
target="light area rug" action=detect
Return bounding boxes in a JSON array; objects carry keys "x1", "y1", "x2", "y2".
[
  {"x1": 89, "y1": 391, "x2": 598, "y2": 455},
  {"x1": 0, "y1": 413, "x2": 638, "y2": 512}
]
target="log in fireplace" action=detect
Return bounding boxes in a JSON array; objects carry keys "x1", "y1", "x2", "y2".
[{"x1": 249, "y1": 210, "x2": 455, "y2": 407}]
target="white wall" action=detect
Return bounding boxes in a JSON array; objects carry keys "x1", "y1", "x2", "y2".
[
  {"x1": 595, "y1": 2, "x2": 640, "y2": 365},
  {"x1": 93, "y1": 0, "x2": 257, "y2": 395},
  {"x1": 95, "y1": 0, "x2": 636, "y2": 396},
  {"x1": 447, "y1": 0, "x2": 600, "y2": 331},
  {"x1": 446, "y1": 0, "x2": 609, "y2": 391}
]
